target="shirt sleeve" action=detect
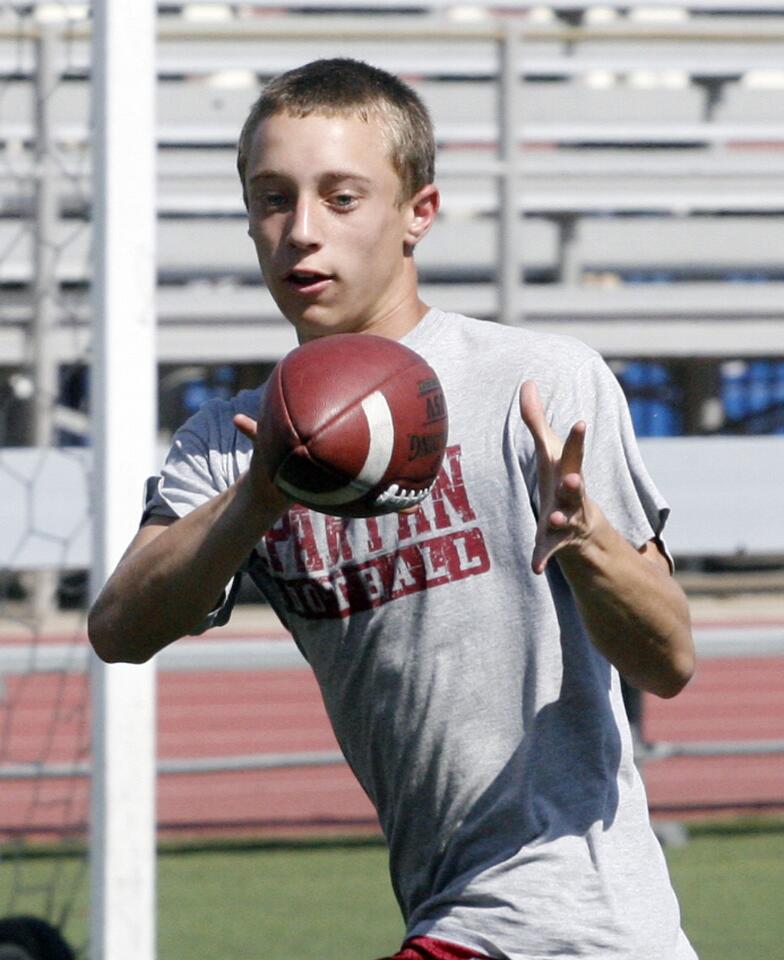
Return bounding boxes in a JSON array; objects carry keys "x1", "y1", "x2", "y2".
[
  {"x1": 189, "y1": 566, "x2": 245, "y2": 635},
  {"x1": 146, "y1": 408, "x2": 237, "y2": 520},
  {"x1": 138, "y1": 396, "x2": 258, "y2": 633}
]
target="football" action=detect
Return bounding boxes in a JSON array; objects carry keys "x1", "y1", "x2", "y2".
[{"x1": 257, "y1": 334, "x2": 448, "y2": 518}]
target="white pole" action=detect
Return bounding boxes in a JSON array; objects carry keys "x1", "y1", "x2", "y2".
[
  {"x1": 31, "y1": 24, "x2": 60, "y2": 622},
  {"x1": 90, "y1": 1, "x2": 157, "y2": 958},
  {"x1": 497, "y1": 20, "x2": 522, "y2": 327}
]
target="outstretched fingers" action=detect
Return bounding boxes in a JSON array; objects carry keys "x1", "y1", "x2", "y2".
[
  {"x1": 556, "y1": 471, "x2": 584, "y2": 510},
  {"x1": 233, "y1": 413, "x2": 258, "y2": 441},
  {"x1": 550, "y1": 474, "x2": 585, "y2": 528},
  {"x1": 560, "y1": 419, "x2": 586, "y2": 478},
  {"x1": 520, "y1": 380, "x2": 591, "y2": 574},
  {"x1": 550, "y1": 423, "x2": 587, "y2": 520},
  {"x1": 519, "y1": 380, "x2": 555, "y2": 460}
]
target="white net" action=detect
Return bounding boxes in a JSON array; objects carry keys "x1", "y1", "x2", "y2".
[{"x1": 0, "y1": 3, "x2": 91, "y2": 955}]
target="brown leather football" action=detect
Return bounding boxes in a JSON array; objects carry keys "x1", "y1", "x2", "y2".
[{"x1": 258, "y1": 334, "x2": 448, "y2": 518}]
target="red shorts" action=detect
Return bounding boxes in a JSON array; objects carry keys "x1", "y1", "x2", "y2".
[{"x1": 379, "y1": 935, "x2": 489, "y2": 960}]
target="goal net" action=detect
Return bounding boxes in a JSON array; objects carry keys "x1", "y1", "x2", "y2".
[
  {"x1": 1, "y1": 3, "x2": 157, "y2": 958},
  {"x1": 0, "y1": 2, "x2": 93, "y2": 956}
]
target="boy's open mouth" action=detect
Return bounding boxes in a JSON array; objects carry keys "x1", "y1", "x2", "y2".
[{"x1": 286, "y1": 270, "x2": 332, "y2": 288}]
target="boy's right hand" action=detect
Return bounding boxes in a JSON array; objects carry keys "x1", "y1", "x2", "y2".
[{"x1": 234, "y1": 413, "x2": 292, "y2": 515}]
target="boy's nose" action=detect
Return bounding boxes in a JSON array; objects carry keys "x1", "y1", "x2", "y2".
[{"x1": 288, "y1": 196, "x2": 321, "y2": 249}]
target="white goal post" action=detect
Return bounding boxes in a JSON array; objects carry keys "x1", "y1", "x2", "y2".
[{"x1": 90, "y1": 2, "x2": 157, "y2": 960}]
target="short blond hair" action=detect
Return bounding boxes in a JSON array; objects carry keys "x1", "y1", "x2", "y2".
[{"x1": 237, "y1": 58, "x2": 435, "y2": 208}]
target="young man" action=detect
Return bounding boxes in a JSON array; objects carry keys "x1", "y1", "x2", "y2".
[{"x1": 89, "y1": 59, "x2": 697, "y2": 959}]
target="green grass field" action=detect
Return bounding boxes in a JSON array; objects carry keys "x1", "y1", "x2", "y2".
[
  {"x1": 1, "y1": 820, "x2": 783, "y2": 958},
  {"x1": 664, "y1": 820, "x2": 784, "y2": 958}
]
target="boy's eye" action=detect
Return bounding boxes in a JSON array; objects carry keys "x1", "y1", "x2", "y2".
[
  {"x1": 331, "y1": 193, "x2": 357, "y2": 209},
  {"x1": 250, "y1": 190, "x2": 288, "y2": 211}
]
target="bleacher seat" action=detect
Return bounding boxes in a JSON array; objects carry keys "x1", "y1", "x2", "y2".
[{"x1": 2, "y1": 5, "x2": 784, "y2": 373}]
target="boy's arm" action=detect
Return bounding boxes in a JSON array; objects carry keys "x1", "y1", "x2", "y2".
[
  {"x1": 88, "y1": 413, "x2": 290, "y2": 664},
  {"x1": 519, "y1": 381, "x2": 695, "y2": 699}
]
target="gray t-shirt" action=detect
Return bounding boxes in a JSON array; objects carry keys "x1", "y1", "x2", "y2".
[{"x1": 147, "y1": 309, "x2": 697, "y2": 960}]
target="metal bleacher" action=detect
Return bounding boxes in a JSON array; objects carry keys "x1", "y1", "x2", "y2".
[{"x1": 2, "y1": 2, "x2": 784, "y2": 374}]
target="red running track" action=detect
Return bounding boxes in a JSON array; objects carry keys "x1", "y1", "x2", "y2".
[{"x1": 0, "y1": 627, "x2": 782, "y2": 840}]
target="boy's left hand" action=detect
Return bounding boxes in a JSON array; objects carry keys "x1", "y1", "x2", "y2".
[{"x1": 519, "y1": 380, "x2": 596, "y2": 574}]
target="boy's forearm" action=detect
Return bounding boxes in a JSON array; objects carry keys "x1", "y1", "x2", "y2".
[
  {"x1": 556, "y1": 512, "x2": 695, "y2": 699},
  {"x1": 88, "y1": 473, "x2": 285, "y2": 664}
]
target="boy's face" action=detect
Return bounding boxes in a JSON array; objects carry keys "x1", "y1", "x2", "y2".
[{"x1": 244, "y1": 110, "x2": 435, "y2": 341}]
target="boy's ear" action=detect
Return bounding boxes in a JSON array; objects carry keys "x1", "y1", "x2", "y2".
[{"x1": 404, "y1": 185, "x2": 440, "y2": 248}]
